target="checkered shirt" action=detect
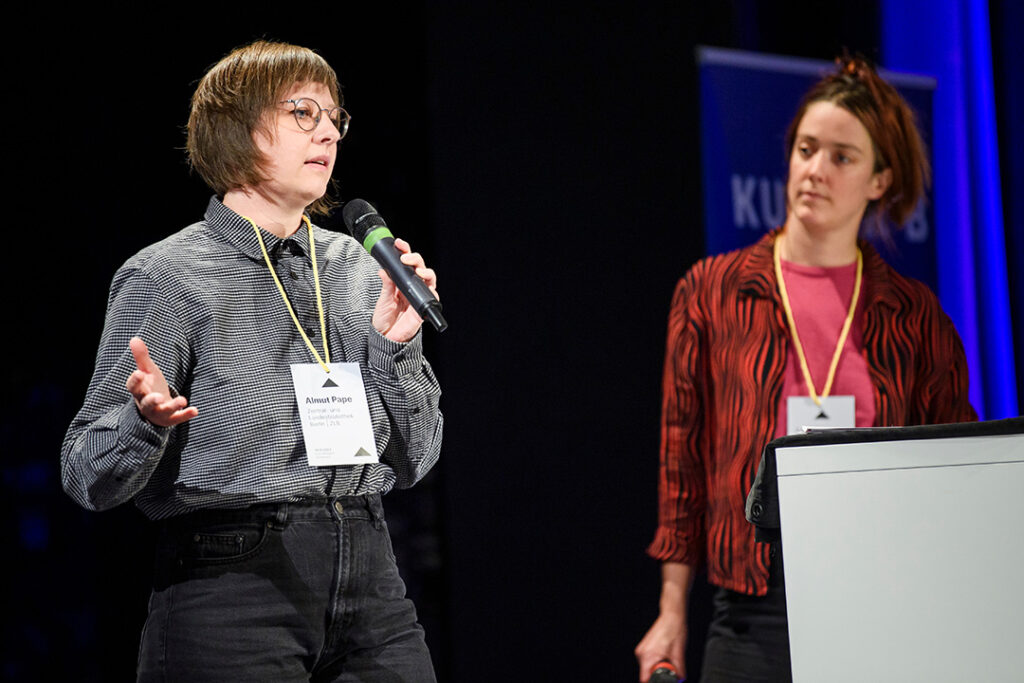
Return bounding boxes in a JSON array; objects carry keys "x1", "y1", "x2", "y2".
[{"x1": 61, "y1": 197, "x2": 443, "y2": 519}]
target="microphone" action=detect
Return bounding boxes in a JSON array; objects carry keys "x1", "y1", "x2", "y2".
[
  {"x1": 648, "y1": 661, "x2": 683, "y2": 683},
  {"x1": 342, "y1": 199, "x2": 447, "y2": 333}
]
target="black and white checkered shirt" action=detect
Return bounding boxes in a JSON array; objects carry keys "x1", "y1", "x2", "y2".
[{"x1": 61, "y1": 197, "x2": 442, "y2": 520}]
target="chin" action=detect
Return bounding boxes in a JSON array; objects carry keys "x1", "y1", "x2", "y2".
[
  {"x1": 300, "y1": 188, "x2": 329, "y2": 206},
  {"x1": 793, "y1": 208, "x2": 823, "y2": 228}
]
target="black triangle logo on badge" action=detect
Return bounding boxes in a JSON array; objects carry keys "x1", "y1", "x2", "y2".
[
  {"x1": 815, "y1": 410, "x2": 829, "y2": 420},
  {"x1": 322, "y1": 377, "x2": 339, "y2": 388}
]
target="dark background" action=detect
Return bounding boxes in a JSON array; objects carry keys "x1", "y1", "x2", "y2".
[{"x1": 5, "y1": 2, "x2": 1020, "y2": 681}]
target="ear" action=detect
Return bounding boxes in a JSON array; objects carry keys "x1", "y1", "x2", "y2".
[{"x1": 867, "y1": 167, "x2": 892, "y2": 201}]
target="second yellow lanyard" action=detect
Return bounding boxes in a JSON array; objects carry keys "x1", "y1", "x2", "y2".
[{"x1": 773, "y1": 234, "x2": 863, "y2": 407}]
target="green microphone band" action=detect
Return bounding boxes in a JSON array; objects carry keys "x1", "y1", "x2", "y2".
[{"x1": 362, "y1": 226, "x2": 394, "y2": 253}]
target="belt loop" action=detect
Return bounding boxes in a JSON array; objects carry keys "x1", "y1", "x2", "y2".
[
  {"x1": 271, "y1": 503, "x2": 289, "y2": 529},
  {"x1": 368, "y1": 494, "x2": 384, "y2": 529}
]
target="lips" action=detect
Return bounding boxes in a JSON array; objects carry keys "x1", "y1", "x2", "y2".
[
  {"x1": 799, "y1": 189, "x2": 827, "y2": 201},
  {"x1": 305, "y1": 155, "x2": 331, "y2": 168}
]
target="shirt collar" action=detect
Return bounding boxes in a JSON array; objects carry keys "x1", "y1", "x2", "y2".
[
  {"x1": 737, "y1": 228, "x2": 782, "y2": 299},
  {"x1": 204, "y1": 196, "x2": 313, "y2": 262},
  {"x1": 737, "y1": 226, "x2": 899, "y2": 310},
  {"x1": 859, "y1": 238, "x2": 898, "y2": 310}
]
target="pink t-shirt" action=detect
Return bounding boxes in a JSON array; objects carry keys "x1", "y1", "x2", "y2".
[{"x1": 774, "y1": 259, "x2": 876, "y2": 438}]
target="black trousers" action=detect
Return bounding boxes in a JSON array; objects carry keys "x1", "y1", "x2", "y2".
[
  {"x1": 700, "y1": 548, "x2": 792, "y2": 683},
  {"x1": 137, "y1": 495, "x2": 435, "y2": 682}
]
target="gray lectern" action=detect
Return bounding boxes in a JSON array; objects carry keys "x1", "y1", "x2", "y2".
[{"x1": 746, "y1": 417, "x2": 1024, "y2": 682}]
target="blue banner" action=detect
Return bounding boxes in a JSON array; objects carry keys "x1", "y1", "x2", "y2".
[{"x1": 698, "y1": 47, "x2": 937, "y2": 289}]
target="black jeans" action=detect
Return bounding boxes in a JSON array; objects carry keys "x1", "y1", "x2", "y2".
[
  {"x1": 137, "y1": 495, "x2": 434, "y2": 682},
  {"x1": 700, "y1": 548, "x2": 792, "y2": 683}
]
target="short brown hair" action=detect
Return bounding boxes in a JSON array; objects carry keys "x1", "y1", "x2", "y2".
[
  {"x1": 784, "y1": 56, "x2": 930, "y2": 232},
  {"x1": 186, "y1": 40, "x2": 341, "y2": 215}
]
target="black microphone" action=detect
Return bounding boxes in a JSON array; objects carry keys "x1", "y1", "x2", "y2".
[{"x1": 342, "y1": 199, "x2": 447, "y2": 333}]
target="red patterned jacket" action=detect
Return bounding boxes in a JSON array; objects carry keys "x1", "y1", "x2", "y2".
[{"x1": 647, "y1": 229, "x2": 977, "y2": 595}]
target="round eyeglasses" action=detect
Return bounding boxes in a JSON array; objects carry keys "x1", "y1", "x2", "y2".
[{"x1": 281, "y1": 98, "x2": 350, "y2": 137}]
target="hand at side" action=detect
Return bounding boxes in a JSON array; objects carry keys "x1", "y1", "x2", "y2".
[{"x1": 635, "y1": 561, "x2": 694, "y2": 681}]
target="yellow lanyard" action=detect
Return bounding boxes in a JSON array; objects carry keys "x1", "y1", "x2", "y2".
[
  {"x1": 244, "y1": 214, "x2": 331, "y2": 373},
  {"x1": 773, "y1": 234, "x2": 862, "y2": 406}
]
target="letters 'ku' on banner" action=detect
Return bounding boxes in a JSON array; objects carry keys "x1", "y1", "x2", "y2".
[{"x1": 698, "y1": 47, "x2": 937, "y2": 290}]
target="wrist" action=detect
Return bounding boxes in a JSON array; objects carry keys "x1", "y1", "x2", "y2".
[
  {"x1": 656, "y1": 603, "x2": 686, "y2": 621},
  {"x1": 368, "y1": 325, "x2": 423, "y2": 375}
]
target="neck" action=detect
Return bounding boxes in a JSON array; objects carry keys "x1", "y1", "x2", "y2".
[
  {"x1": 223, "y1": 188, "x2": 306, "y2": 238},
  {"x1": 780, "y1": 215, "x2": 858, "y2": 267}
]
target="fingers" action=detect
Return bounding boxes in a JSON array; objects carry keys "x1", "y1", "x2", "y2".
[
  {"x1": 635, "y1": 643, "x2": 665, "y2": 682},
  {"x1": 635, "y1": 615, "x2": 686, "y2": 682},
  {"x1": 393, "y1": 240, "x2": 439, "y2": 291},
  {"x1": 378, "y1": 269, "x2": 398, "y2": 299},
  {"x1": 125, "y1": 369, "x2": 149, "y2": 400},
  {"x1": 164, "y1": 408, "x2": 199, "y2": 426},
  {"x1": 126, "y1": 337, "x2": 196, "y2": 427},
  {"x1": 136, "y1": 391, "x2": 184, "y2": 413},
  {"x1": 637, "y1": 656, "x2": 679, "y2": 683},
  {"x1": 129, "y1": 336, "x2": 157, "y2": 373},
  {"x1": 377, "y1": 270, "x2": 439, "y2": 311},
  {"x1": 379, "y1": 262, "x2": 439, "y2": 300},
  {"x1": 373, "y1": 240, "x2": 440, "y2": 341},
  {"x1": 413, "y1": 265, "x2": 438, "y2": 291},
  {"x1": 136, "y1": 392, "x2": 198, "y2": 427}
]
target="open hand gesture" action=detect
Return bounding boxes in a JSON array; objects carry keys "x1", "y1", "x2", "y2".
[{"x1": 125, "y1": 337, "x2": 198, "y2": 427}]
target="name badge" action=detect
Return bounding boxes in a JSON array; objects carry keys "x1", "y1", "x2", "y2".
[
  {"x1": 290, "y1": 362, "x2": 378, "y2": 466},
  {"x1": 786, "y1": 395, "x2": 856, "y2": 435}
]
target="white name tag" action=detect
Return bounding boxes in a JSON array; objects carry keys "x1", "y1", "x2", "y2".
[
  {"x1": 787, "y1": 395, "x2": 856, "y2": 435},
  {"x1": 290, "y1": 362, "x2": 378, "y2": 466}
]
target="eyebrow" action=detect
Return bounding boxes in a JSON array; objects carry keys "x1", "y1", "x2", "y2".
[
  {"x1": 798, "y1": 134, "x2": 864, "y2": 154},
  {"x1": 290, "y1": 96, "x2": 340, "y2": 109}
]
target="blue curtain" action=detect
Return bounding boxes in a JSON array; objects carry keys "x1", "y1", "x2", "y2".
[{"x1": 882, "y1": 0, "x2": 1018, "y2": 419}]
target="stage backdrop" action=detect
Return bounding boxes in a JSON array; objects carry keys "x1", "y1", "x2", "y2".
[{"x1": 698, "y1": 47, "x2": 937, "y2": 288}]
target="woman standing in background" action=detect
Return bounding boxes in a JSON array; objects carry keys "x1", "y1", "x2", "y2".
[{"x1": 635, "y1": 56, "x2": 975, "y2": 683}]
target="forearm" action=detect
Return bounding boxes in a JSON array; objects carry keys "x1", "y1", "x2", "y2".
[
  {"x1": 367, "y1": 329, "x2": 443, "y2": 488},
  {"x1": 636, "y1": 561, "x2": 697, "y2": 681},
  {"x1": 649, "y1": 271, "x2": 709, "y2": 562},
  {"x1": 61, "y1": 265, "x2": 190, "y2": 511},
  {"x1": 61, "y1": 398, "x2": 171, "y2": 511},
  {"x1": 658, "y1": 561, "x2": 696, "y2": 617},
  {"x1": 915, "y1": 297, "x2": 979, "y2": 424}
]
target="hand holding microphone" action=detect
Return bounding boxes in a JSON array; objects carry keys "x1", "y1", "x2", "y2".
[
  {"x1": 342, "y1": 199, "x2": 447, "y2": 338},
  {"x1": 648, "y1": 661, "x2": 683, "y2": 683},
  {"x1": 635, "y1": 607, "x2": 687, "y2": 683}
]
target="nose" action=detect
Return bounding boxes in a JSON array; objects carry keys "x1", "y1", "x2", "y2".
[
  {"x1": 806, "y1": 149, "x2": 826, "y2": 179},
  {"x1": 314, "y1": 113, "x2": 341, "y2": 145}
]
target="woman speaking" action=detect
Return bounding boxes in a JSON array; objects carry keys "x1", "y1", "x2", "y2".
[
  {"x1": 62, "y1": 41, "x2": 442, "y2": 681},
  {"x1": 635, "y1": 57, "x2": 975, "y2": 683}
]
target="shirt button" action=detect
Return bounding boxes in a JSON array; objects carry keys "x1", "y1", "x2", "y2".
[
  {"x1": 334, "y1": 501, "x2": 344, "y2": 514},
  {"x1": 289, "y1": 270, "x2": 299, "y2": 280},
  {"x1": 305, "y1": 328, "x2": 316, "y2": 338}
]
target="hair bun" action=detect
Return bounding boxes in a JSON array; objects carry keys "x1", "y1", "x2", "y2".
[{"x1": 837, "y1": 53, "x2": 870, "y2": 81}]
